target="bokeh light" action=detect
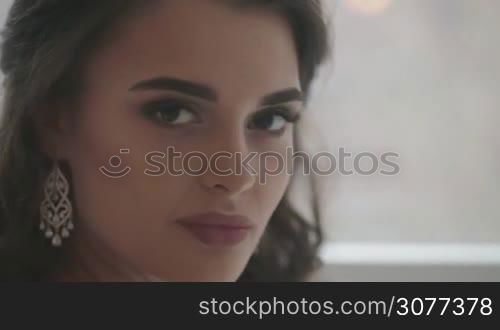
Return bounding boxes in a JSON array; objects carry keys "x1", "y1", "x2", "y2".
[{"x1": 344, "y1": 0, "x2": 393, "y2": 16}]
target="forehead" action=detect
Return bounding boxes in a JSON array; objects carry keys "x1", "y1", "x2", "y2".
[{"x1": 84, "y1": 0, "x2": 300, "y2": 103}]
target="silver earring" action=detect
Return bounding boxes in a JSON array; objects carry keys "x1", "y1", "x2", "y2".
[{"x1": 40, "y1": 161, "x2": 74, "y2": 247}]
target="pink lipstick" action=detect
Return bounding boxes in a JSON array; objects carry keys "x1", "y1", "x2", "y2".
[{"x1": 175, "y1": 212, "x2": 253, "y2": 247}]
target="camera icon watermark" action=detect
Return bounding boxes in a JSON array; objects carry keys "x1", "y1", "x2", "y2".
[{"x1": 99, "y1": 149, "x2": 132, "y2": 178}]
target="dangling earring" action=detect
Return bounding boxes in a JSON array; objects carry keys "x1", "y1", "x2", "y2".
[{"x1": 40, "y1": 161, "x2": 74, "y2": 247}]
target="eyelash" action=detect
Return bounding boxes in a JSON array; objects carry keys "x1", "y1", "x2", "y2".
[
  {"x1": 140, "y1": 98, "x2": 200, "y2": 127},
  {"x1": 247, "y1": 107, "x2": 301, "y2": 135},
  {"x1": 140, "y1": 98, "x2": 301, "y2": 134}
]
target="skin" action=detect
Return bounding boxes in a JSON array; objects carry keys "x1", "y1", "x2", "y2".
[{"x1": 44, "y1": 0, "x2": 303, "y2": 281}]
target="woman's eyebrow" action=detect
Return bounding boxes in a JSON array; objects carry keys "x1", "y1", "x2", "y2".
[
  {"x1": 129, "y1": 76, "x2": 217, "y2": 101},
  {"x1": 259, "y1": 88, "x2": 304, "y2": 107},
  {"x1": 129, "y1": 76, "x2": 303, "y2": 105}
]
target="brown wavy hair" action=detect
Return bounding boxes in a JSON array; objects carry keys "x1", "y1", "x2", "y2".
[{"x1": 0, "y1": 0, "x2": 330, "y2": 281}]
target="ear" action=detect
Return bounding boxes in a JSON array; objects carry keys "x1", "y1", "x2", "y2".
[{"x1": 33, "y1": 101, "x2": 74, "y2": 160}]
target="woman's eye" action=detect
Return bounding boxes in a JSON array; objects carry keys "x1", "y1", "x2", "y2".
[
  {"x1": 142, "y1": 100, "x2": 198, "y2": 126},
  {"x1": 249, "y1": 108, "x2": 300, "y2": 134},
  {"x1": 253, "y1": 114, "x2": 287, "y2": 132},
  {"x1": 155, "y1": 107, "x2": 195, "y2": 125}
]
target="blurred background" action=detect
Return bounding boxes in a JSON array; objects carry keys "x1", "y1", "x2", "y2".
[
  {"x1": 0, "y1": 0, "x2": 499, "y2": 281},
  {"x1": 307, "y1": 0, "x2": 500, "y2": 281}
]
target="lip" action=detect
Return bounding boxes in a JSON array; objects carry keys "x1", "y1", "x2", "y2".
[{"x1": 175, "y1": 212, "x2": 253, "y2": 247}]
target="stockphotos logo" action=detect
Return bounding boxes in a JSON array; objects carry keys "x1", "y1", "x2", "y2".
[{"x1": 99, "y1": 147, "x2": 400, "y2": 184}]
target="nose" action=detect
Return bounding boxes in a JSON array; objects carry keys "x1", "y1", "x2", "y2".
[{"x1": 198, "y1": 133, "x2": 256, "y2": 196}]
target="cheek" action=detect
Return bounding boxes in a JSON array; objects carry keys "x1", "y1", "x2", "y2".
[
  {"x1": 254, "y1": 129, "x2": 294, "y2": 183},
  {"x1": 63, "y1": 102, "x2": 174, "y2": 246},
  {"x1": 251, "y1": 140, "x2": 293, "y2": 222},
  {"x1": 249, "y1": 165, "x2": 290, "y2": 243},
  {"x1": 63, "y1": 100, "x2": 215, "y2": 269},
  {"x1": 258, "y1": 170, "x2": 290, "y2": 209}
]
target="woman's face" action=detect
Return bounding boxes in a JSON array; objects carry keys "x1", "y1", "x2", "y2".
[{"x1": 56, "y1": 0, "x2": 302, "y2": 281}]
